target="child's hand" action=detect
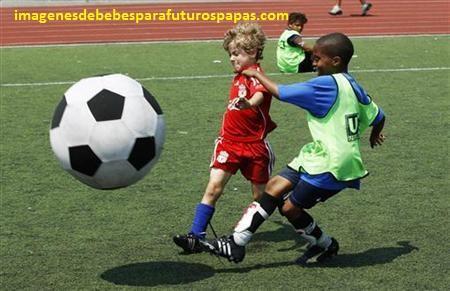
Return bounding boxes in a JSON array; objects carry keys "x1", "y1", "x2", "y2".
[
  {"x1": 242, "y1": 69, "x2": 258, "y2": 77},
  {"x1": 231, "y1": 97, "x2": 251, "y2": 109},
  {"x1": 370, "y1": 133, "x2": 385, "y2": 148}
]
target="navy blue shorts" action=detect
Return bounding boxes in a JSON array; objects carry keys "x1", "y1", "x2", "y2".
[{"x1": 278, "y1": 167, "x2": 341, "y2": 209}]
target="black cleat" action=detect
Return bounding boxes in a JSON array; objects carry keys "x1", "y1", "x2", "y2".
[
  {"x1": 295, "y1": 244, "x2": 324, "y2": 266},
  {"x1": 295, "y1": 237, "x2": 339, "y2": 265},
  {"x1": 173, "y1": 234, "x2": 205, "y2": 253},
  {"x1": 316, "y1": 237, "x2": 339, "y2": 263},
  {"x1": 208, "y1": 235, "x2": 246, "y2": 263}
]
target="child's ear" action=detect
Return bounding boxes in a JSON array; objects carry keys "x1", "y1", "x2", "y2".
[{"x1": 332, "y1": 56, "x2": 342, "y2": 67}]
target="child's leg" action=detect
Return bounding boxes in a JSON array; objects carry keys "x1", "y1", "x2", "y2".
[
  {"x1": 190, "y1": 168, "x2": 232, "y2": 238},
  {"x1": 207, "y1": 169, "x2": 295, "y2": 262},
  {"x1": 251, "y1": 183, "x2": 265, "y2": 201},
  {"x1": 200, "y1": 168, "x2": 232, "y2": 206},
  {"x1": 361, "y1": 0, "x2": 372, "y2": 15},
  {"x1": 330, "y1": 1, "x2": 344, "y2": 15},
  {"x1": 285, "y1": 180, "x2": 339, "y2": 244},
  {"x1": 282, "y1": 200, "x2": 332, "y2": 248},
  {"x1": 232, "y1": 168, "x2": 297, "y2": 245},
  {"x1": 282, "y1": 179, "x2": 341, "y2": 263},
  {"x1": 173, "y1": 167, "x2": 232, "y2": 253},
  {"x1": 191, "y1": 138, "x2": 240, "y2": 238},
  {"x1": 174, "y1": 138, "x2": 240, "y2": 253}
]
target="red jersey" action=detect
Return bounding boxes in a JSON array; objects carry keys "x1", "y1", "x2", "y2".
[{"x1": 220, "y1": 64, "x2": 277, "y2": 142}]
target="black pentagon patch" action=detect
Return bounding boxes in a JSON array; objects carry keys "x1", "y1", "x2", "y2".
[
  {"x1": 88, "y1": 89, "x2": 125, "y2": 121},
  {"x1": 69, "y1": 145, "x2": 102, "y2": 176},
  {"x1": 142, "y1": 87, "x2": 163, "y2": 115},
  {"x1": 128, "y1": 136, "x2": 155, "y2": 171},
  {"x1": 51, "y1": 96, "x2": 67, "y2": 129}
]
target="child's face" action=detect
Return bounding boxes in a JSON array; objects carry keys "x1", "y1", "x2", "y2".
[
  {"x1": 312, "y1": 45, "x2": 340, "y2": 76},
  {"x1": 228, "y1": 42, "x2": 257, "y2": 73},
  {"x1": 288, "y1": 21, "x2": 304, "y2": 33}
]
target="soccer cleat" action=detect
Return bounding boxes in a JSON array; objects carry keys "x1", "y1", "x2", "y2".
[
  {"x1": 295, "y1": 237, "x2": 339, "y2": 265},
  {"x1": 208, "y1": 235, "x2": 246, "y2": 263},
  {"x1": 329, "y1": 5, "x2": 343, "y2": 15},
  {"x1": 316, "y1": 237, "x2": 339, "y2": 262},
  {"x1": 362, "y1": 3, "x2": 373, "y2": 16},
  {"x1": 173, "y1": 234, "x2": 205, "y2": 253},
  {"x1": 295, "y1": 244, "x2": 325, "y2": 266}
]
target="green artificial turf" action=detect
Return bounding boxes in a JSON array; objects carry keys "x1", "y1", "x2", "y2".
[{"x1": 1, "y1": 35, "x2": 449, "y2": 289}]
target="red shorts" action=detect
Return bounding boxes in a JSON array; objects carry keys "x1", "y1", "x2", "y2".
[{"x1": 210, "y1": 138, "x2": 275, "y2": 184}]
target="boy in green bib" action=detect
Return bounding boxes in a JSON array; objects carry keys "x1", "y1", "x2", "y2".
[
  {"x1": 277, "y1": 12, "x2": 314, "y2": 73},
  {"x1": 204, "y1": 32, "x2": 386, "y2": 265}
]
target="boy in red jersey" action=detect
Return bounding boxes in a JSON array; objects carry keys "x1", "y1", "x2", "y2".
[{"x1": 173, "y1": 22, "x2": 277, "y2": 253}]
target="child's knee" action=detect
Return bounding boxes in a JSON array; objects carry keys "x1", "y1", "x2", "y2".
[
  {"x1": 265, "y1": 175, "x2": 292, "y2": 198},
  {"x1": 281, "y1": 200, "x2": 302, "y2": 220},
  {"x1": 204, "y1": 181, "x2": 224, "y2": 200}
]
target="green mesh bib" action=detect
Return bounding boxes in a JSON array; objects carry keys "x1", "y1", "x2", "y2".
[
  {"x1": 288, "y1": 73, "x2": 379, "y2": 181},
  {"x1": 276, "y1": 30, "x2": 305, "y2": 73}
]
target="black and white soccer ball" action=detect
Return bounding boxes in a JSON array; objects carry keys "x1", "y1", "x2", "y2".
[{"x1": 49, "y1": 74, "x2": 165, "y2": 189}]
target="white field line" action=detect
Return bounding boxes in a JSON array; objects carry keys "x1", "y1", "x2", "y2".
[
  {"x1": 1, "y1": 34, "x2": 448, "y2": 49},
  {"x1": 1, "y1": 67, "x2": 449, "y2": 87}
]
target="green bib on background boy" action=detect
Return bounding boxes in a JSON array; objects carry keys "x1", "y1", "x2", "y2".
[{"x1": 277, "y1": 30, "x2": 305, "y2": 73}]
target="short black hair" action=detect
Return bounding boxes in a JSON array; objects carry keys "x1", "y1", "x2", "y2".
[
  {"x1": 316, "y1": 32, "x2": 354, "y2": 65},
  {"x1": 288, "y1": 12, "x2": 308, "y2": 25}
]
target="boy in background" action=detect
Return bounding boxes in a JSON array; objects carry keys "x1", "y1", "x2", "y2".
[
  {"x1": 277, "y1": 12, "x2": 314, "y2": 73},
  {"x1": 173, "y1": 22, "x2": 277, "y2": 254},
  {"x1": 206, "y1": 32, "x2": 386, "y2": 265}
]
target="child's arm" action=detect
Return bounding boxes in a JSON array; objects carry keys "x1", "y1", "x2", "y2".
[
  {"x1": 369, "y1": 116, "x2": 386, "y2": 148},
  {"x1": 233, "y1": 92, "x2": 264, "y2": 109},
  {"x1": 242, "y1": 70, "x2": 280, "y2": 98},
  {"x1": 289, "y1": 35, "x2": 313, "y2": 52},
  {"x1": 301, "y1": 42, "x2": 313, "y2": 53}
]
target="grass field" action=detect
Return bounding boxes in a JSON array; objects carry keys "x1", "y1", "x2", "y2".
[{"x1": 1, "y1": 35, "x2": 449, "y2": 290}]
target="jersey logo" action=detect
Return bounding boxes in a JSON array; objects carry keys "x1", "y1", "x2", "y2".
[
  {"x1": 217, "y1": 151, "x2": 229, "y2": 163},
  {"x1": 345, "y1": 113, "x2": 360, "y2": 142},
  {"x1": 238, "y1": 84, "x2": 247, "y2": 98}
]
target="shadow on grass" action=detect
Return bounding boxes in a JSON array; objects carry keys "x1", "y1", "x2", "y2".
[
  {"x1": 100, "y1": 241, "x2": 418, "y2": 286},
  {"x1": 100, "y1": 261, "x2": 214, "y2": 287},
  {"x1": 306, "y1": 241, "x2": 419, "y2": 268},
  {"x1": 217, "y1": 241, "x2": 419, "y2": 273}
]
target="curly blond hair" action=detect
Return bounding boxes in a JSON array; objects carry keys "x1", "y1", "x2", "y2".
[{"x1": 223, "y1": 22, "x2": 266, "y2": 60}]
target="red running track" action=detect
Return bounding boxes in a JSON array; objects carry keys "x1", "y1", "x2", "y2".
[{"x1": 1, "y1": 0, "x2": 449, "y2": 46}]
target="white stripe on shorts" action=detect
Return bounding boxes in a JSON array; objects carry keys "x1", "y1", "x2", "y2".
[
  {"x1": 210, "y1": 137, "x2": 222, "y2": 168},
  {"x1": 264, "y1": 139, "x2": 275, "y2": 177}
]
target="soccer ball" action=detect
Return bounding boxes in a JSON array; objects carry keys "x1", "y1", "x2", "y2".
[{"x1": 49, "y1": 74, "x2": 165, "y2": 189}]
